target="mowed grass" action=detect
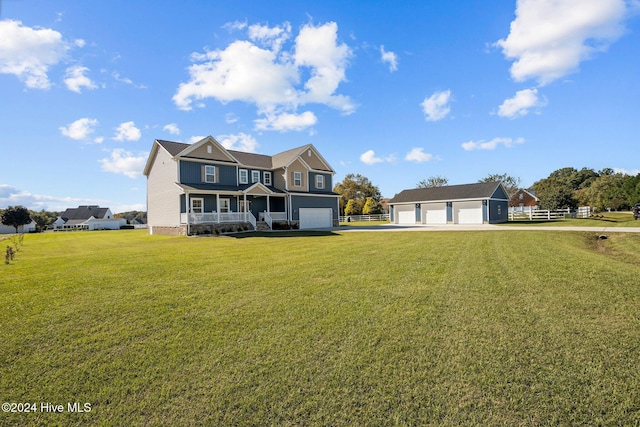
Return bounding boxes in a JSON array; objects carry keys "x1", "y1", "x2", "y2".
[
  {"x1": 1, "y1": 230, "x2": 640, "y2": 426},
  {"x1": 506, "y1": 211, "x2": 640, "y2": 227}
]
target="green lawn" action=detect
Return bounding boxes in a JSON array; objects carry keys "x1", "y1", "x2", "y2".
[{"x1": 2, "y1": 229, "x2": 640, "y2": 426}]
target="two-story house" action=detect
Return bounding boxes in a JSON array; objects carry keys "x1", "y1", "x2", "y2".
[{"x1": 143, "y1": 136, "x2": 340, "y2": 235}]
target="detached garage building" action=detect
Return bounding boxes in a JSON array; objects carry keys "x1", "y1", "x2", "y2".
[{"x1": 388, "y1": 182, "x2": 509, "y2": 225}]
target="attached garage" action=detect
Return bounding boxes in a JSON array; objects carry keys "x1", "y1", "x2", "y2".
[
  {"x1": 454, "y1": 201, "x2": 483, "y2": 224},
  {"x1": 299, "y1": 208, "x2": 332, "y2": 229},
  {"x1": 395, "y1": 205, "x2": 416, "y2": 224},
  {"x1": 422, "y1": 203, "x2": 447, "y2": 225}
]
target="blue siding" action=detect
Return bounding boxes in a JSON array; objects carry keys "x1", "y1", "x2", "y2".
[
  {"x1": 489, "y1": 200, "x2": 509, "y2": 223},
  {"x1": 309, "y1": 172, "x2": 333, "y2": 193},
  {"x1": 180, "y1": 160, "x2": 237, "y2": 185},
  {"x1": 291, "y1": 195, "x2": 339, "y2": 220}
]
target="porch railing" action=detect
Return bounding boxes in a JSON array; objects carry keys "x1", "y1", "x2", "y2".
[
  {"x1": 263, "y1": 212, "x2": 273, "y2": 229},
  {"x1": 181, "y1": 212, "x2": 255, "y2": 224}
]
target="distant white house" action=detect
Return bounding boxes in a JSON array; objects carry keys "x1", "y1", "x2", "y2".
[
  {"x1": 0, "y1": 219, "x2": 36, "y2": 234},
  {"x1": 53, "y1": 206, "x2": 126, "y2": 231}
]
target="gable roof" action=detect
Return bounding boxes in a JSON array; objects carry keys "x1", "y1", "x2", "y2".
[
  {"x1": 145, "y1": 139, "x2": 333, "y2": 173},
  {"x1": 389, "y1": 182, "x2": 508, "y2": 204},
  {"x1": 60, "y1": 205, "x2": 110, "y2": 221}
]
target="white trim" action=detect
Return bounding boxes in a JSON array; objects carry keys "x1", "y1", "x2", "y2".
[
  {"x1": 293, "y1": 171, "x2": 302, "y2": 187},
  {"x1": 239, "y1": 169, "x2": 248, "y2": 184},
  {"x1": 191, "y1": 197, "x2": 204, "y2": 213},
  {"x1": 176, "y1": 136, "x2": 239, "y2": 163},
  {"x1": 316, "y1": 174, "x2": 324, "y2": 189},
  {"x1": 251, "y1": 170, "x2": 260, "y2": 183},
  {"x1": 204, "y1": 165, "x2": 216, "y2": 183},
  {"x1": 264, "y1": 171, "x2": 272, "y2": 186}
]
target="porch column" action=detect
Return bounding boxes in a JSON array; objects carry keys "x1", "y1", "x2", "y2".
[
  {"x1": 186, "y1": 192, "x2": 190, "y2": 234},
  {"x1": 216, "y1": 194, "x2": 220, "y2": 223},
  {"x1": 243, "y1": 192, "x2": 247, "y2": 222},
  {"x1": 267, "y1": 195, "x2": 270, "y2": 214}
]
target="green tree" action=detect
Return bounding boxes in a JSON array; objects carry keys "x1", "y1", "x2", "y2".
[
  {"x1": 362, "y1": 197, "x2": 382, "y2": 215},
  {"x1": 334, "y1": 174, "x2": 382, "y2": 215},
  {"x1": 344, "y1": 199, "x2": 364, "y2": 216},
  {"x1": 1, "y1": 205, "x2": 31, "y2": 233},
  {"x1": 478, "y1": 173, "x2": 521, "y2": 199},
  {"x1": 416, "y1": 176, "x2": 448, "y2": 188}
]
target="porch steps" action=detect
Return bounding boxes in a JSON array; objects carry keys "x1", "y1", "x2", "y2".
[{"x1": 255, "y1": 221, "x2": 271, "y2": 231}]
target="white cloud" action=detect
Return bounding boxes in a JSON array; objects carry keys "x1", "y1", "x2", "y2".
[
  {"x1": 421, "y1": 90, "x2": 452, "y2": 121},
  {"x1": 217, "y1": 133, "x2": 259, "y2": 153},
  {"x1": 99, "y1": 149, "x2": 147, "y2": 179},
  {"x1": 360, "y1": 150, "x2": 383, "y2": 165},
  {"x1": 495, "y1": 0, "x2": 630, "y2": 85},
  {"x1": 462, "y1": 137, "x2": 525, "y2": 151},
  {"x1": 0, "y1": 183, "x2": 107, "y2": 211},
  {"x1": 613, "y1": 167, "x2": 640, "y2": 176},
  {"x1": 113, "y1": 121, "x2": 142, "y2": 141},
  {"x1": 64, "y1": 65, "x2": 97, "y2": 93},
  {"x1": 380, "y1": 45, "x2": 398, "y2": 72},
  {"x1": 0, "y1": 19, "x2": 69, "y2": 89},
  {"x1": 163, "y1": 123, "x2": 180, "y2": 135},
  {"x1": 254, "y1": 110, "x2": 317, "y2": 132},
  {"x1": 173, "y1": 21, "x2": 354, "y2": 131},
  {"x1": 59, "y1": 118, "x2": 99, "y2": 141},
  {"x1": 498, "y1": 88, "x2": 547, "y2": 118},
  {"x1": 359, "y1": 150, "x2": 396, "y2": 165},
  {"x1": 405, "y1": 147, "x2": 433, "y2": 163}
]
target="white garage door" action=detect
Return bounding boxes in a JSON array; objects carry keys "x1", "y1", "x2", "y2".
[
  {"x1": 299, "y1": 208, "x2": 332, "y2": 229},
  {"x1": 395, "y1": 206, "x2": 415, "y2": 224},
  {"x1": 422, "y1": 203, "x2": 447, "y2": 225},
  {"x1": 455, "y1": 201, "x2": 483, "y2": 224}
]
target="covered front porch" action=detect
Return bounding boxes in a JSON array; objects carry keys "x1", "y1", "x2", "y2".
[{"x1": 179, "y1": 183, "x2": 289, "y2": 233}]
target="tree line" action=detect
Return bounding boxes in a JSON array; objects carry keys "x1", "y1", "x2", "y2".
[{"x1": 333, "y1": 169, "x2": 640, "y2": 216}]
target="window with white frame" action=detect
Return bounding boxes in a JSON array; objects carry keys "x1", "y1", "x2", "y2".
[
  {"x1": 316, "y1": 174, "x2": 324, "y2": 189},
  {"x1": 239, "y1": 169, "x2": 248, "y2": 184},
  {"x1": 191, "y1": 198, "x2": 204, "y2": 213},
  {"x1": 219, "y1": 198, "x2": 230, "y2": 213},
  {"x1": 293, "y1": 171, "x2": 302, "y2": 187},
  {"x1": 252, "y1": 170, "x2": 260, "y2": 183},
  {"x1": 264, "y1": 171, "x2": 272, "y2": 186},
  {"x1": 204, "y1": 165, "x2": 215, "y2": 183}
]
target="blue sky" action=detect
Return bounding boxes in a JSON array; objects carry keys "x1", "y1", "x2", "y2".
[{"x1": 1, "y1": 0, "x2": 639, "y2": 212}]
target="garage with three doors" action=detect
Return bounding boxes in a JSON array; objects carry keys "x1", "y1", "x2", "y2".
[{"x1": 388, "y1": 182, "x2": 509, "y2": 226}]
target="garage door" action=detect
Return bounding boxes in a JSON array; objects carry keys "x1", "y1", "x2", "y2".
[
  {"x1": 395, "y1": 206, "x2": 415, "y2": 224},
  {"x1": 299, "y1": 208, "x2": 332, "y2": 229},
  {"x1": 455, "y1": 201, "x2": 483, "y2": 224},
  {"x1": 422, "y1": 203, "x2": 447, "y2": 225}
]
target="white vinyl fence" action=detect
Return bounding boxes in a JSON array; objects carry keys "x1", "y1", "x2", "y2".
[
  {"x1": 508, "y1": 206, "x2": 591, "y2": 221},
  {"x1": 340, "y1": 214, "x2": 390, "y2": 222}
]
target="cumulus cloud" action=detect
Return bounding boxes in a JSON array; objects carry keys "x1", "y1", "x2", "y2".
[
  {"x1": 113, "y1": 121, "x2": 141, "y2": 141},
  {"x1": 462, "y1": 137, "x2": 525, "y2": 151},
  {"x1": 380, "y1": 45, "x2": 398, "y2": 72},
  {"x1": 99, "y1": 148, "x2": 147, "y2": 178},
  {"x1": 495, "y1": 0, "x2": 630, "y2": 85},
  {"x1": 0, "y1": 183, "x2": 106, "y2": 211},
  {"x1": 0, "y1": 19, "x2": 69, "y2": 89},
  {"x1": 59, "y1": 118, "x2": 99, "y2": 141},
  {"x1": 254, "y1": 110, "x2": 317, "y2": 132},
  {"x1": 217, "y1": 133, "x2": 259, "y2": 153},
  {"x1": 173, "y1": 21, "x2": 354, "y2": 131},
  {"x1": 421, "y1": 90, "x2": 452, "y2": 121},
  {"x1": 359, "y1": 150, "x2": 396, "y2": 165},
  {"x1": 405, "y1": 147, "x2": 433, "y2": 163},
  {"x1": 498, "y1": 88, "x2": 547, "y2": 118},
  {"x1": 163, "y1": 123, "x2": 180, "y2": 135},
  {"x1": 64, "y1": 65, "x2": 97, "y2": 93}
]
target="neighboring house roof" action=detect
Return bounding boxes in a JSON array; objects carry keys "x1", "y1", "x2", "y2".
[
  {"x1": 389, "y1": 182, "x2": 508, "y2": 204},
  {"x1": 146, "y1": 137, "x2": 334, "y2": 174},
  {"x1": 60, "y1": 205, "x2": 110, "y2": 221}
]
